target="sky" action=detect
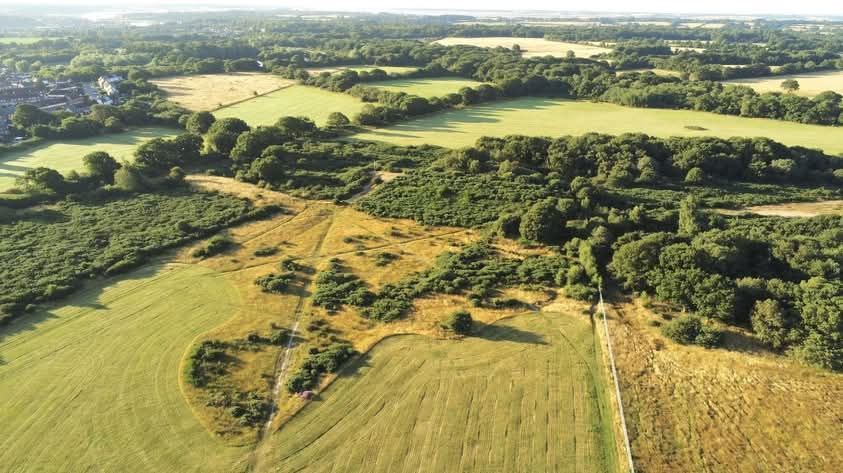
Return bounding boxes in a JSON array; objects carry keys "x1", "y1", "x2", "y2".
[{"x1": 2, "y1": 1, "x2": 842, "y2": 17}]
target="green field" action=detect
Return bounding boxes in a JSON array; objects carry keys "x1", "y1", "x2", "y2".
[
  {"x1": 369, "y1": 77, "x2": 484, "y2": 97},
  {"x1": 0, "y1": 37, "x2": 44, "y2": 44},
  {"x1": 0, "y1": 127, "x2": 178, "y2": 191},
  {"x1": 257, "y1": 311, "x2": 620, "y2": 473},
  {"x1": 354, "y1": 97, "x2": 843, "y2": 154},
  {"x1": 214, "y1": 85, "x2": 366, "y2": 127},
  {"x1": 0, "y1": 264, "x2": 248, "y2": 472}
]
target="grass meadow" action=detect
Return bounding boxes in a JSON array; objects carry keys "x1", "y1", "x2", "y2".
[
  {"x1": 368, "y1": 77, "x2": 485, "y2": 97},
  {"x1": 353, "y1": 97, "x2": 843, "y2": 154},
  {"x1": 0, "y1": 264, "x2": 249, "y2": 472},
  {"x1": 214, "y1": 85, "x2": 366, "y2": 127},
  {"x1": 0, "y1": 127, "x2": 178, "y2": 191},
  {"x1": 257, "y1": 312, "x2": 621, "y2": 473},
  {"x1": 433, "y1": 37, "x2": 611, "y2": 58},
  {"x1": 0, "y1": 37, "x2": 44, "y2": 44},
  {"x1": 152, "y1": 73, "x2": 295, "y2": 111},
  {"x1": 723, "y1": 70, "x2": 843, "y2": 96}
]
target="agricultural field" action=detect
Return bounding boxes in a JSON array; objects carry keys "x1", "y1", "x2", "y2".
[
  {"x1": 214, "y1": 85, "x2": 365, "y2": 127},
  {"x1": 0, "y1": 127, "x2": 177, "y2": 191},
  {"x1": 255, "y1": 311, "x2": 621, "y2": 473},
  {"x1": 433, "y1": 37, "x2": 611, "y2": 58},
  {"x1": 0, "y1": 264, "x2": 250, "y2": 472},
  {"x1": 368, "y1": 77, "x2": 485, "y2": 97},
  {"x1": 723, "y1": 70, "x2": 843, "y2": 96},
  {"x1": 0, "y1": 37, "x2": 44, "y2": 44},
  {"x1": 353, "y1": 97, "x2": 843, "y2": 154},
  {"x1": 605, "y1": 299, "x2": 843, "y2": 473},
  {"x1": 152, "y1": 73, "x2": 295, "y2": 111},
  {"x1": 305, "y1": 65, "x2": 419, "y2": 75}
]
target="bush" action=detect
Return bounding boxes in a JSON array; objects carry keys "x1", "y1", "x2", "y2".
[
  {"x1": 193, "y1": 235, "x2": 232, "y2": 258},
  {"x1": 662, "y1": 315, "x2": 723, "y2": 348},
  {"x1": 255, "y1": 272, "x2": 295, "y2": 293},
  {"x1": 254, "y1": 246, "x2": 278, "y2": 257},
  {"x1": 286, "y1": 343, "x2": 356, "y2": 393},
  {"x1": 443, "y1": 310, "x2": 473, "y2": 335}
]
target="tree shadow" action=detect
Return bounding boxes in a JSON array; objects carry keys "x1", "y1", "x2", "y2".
[
  {"x1": 720, "y1": 329, "x2": 774, "y2": 356},
  {"x1": 474, "y1": 321, "x2": 547, "y2": 345}
]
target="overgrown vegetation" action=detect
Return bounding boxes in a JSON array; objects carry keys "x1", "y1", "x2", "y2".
[
  {"x1": 286, "y1": 343, "x2": 357, "y2": 393},
  {"x1": 0, "y1": 190, "x2": 274, "y2": 324}
]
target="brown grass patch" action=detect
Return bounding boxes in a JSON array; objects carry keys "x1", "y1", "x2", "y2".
[
  {"x1": 152, "y1": 73, "x2": 294, "y2": 111},
  {"x1": 718, "y1": 200, "x2": 843, "y2": 218},
  {"x1": 605, "y1": 297, "x2": 843, "y2": 473}
]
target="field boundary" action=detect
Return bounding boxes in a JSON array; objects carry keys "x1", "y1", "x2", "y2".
[
  {"x1": 212, "y1": 82, "x2": 297, "y2": 113},
  {"x1": 599, "y1": 286, "x2": 636, "y2": 473}
]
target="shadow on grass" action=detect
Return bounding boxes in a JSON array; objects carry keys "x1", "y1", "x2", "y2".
[{"x1": 474, "y1": 321, "x2": 547, "y2": 345}]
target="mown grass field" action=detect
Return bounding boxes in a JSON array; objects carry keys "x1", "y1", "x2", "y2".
[
  {"x1": 0, "y1": 127, "x2": 178, "y2": 191},
  {"x1": 0, "y1": 264, "x2": 249, "y2": 472},
  {"x1": 152, "y1": 73, "x2": 295, "y2": 111},
  {"x1": 256, "y1": 311, "x2": 621, "y2": 473},
  {"x1": 369, "y1": 77, "x2": 485, "y2": 97},
  {"x1": 433, "y1": 37, "x2": 611, "y2": 58},
  {"x1": 353, "y1": 97, "x2": 843, "y2": 154},
  {"x1": 723, "y1": 70, "x2": 843, "y2": 96},
  {"x1": 214, "y1": 85, "x2": 365, "y2": 127}
]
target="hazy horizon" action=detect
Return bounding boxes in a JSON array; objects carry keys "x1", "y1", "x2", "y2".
[{"x1": 0, "y1": 1, "x2": 841, "y2": 18}]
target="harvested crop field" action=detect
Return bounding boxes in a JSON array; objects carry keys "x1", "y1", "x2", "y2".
[
  {"x1": 723, "y1": 70, "x2": 843, "y2": 96},
  {"x1": 152, "y1": 72, "x2": 294, "y2": 111},
  {"x1": 0, "y1": 264, "x2": 249, "y2": 472},
  {"x1": 369, "y1": 77, "x2": 485, "y2": 97},
  {"x1": 256, "y1": 311, "x2": 622, "y2": 473},
  {"x1": 214, "y1": 85, "x2": 365, "y2": 127},
  {"x1": 0, "y1": 127, "x2": 178, "y2": 191},
  {"x1": 605, "y1": 299, "x2": 843, "y2": 473},
  {"x1": 353, "y1": 97, "x2": 843, "y2": 154},
  {"x1": 433, "y1": 37, "x2": 611, "y2": 58}
]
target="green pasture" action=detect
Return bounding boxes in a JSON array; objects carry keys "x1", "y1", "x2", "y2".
[
  {"x1": 214, "y1": 85, "x2": 366, "y2": 127},
  {"x1": 0, "y1": 37, "x2": 44, "y2": 44},
  {"x1": 0, "y1": 264, "x2": 248, "y2": 472},
  {"x1": 353, "y1": 97, "x2": 843, "y2": 154},
  {"x1": 257, "y1": 311, "x2": 620, "y2": 473},
  {"x1": 0, "y1": 127, "x2": 178, "y2": 191},
  {"x1": 368, "y1": 77, "x2": 484, "y2": 97}
]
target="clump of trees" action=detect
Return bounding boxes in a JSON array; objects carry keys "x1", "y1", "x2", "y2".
[
  {"x1": 286, "y1": 343, "x2": 357, "y2": 393},
  {"x1": 312, "y1": 259, "x2": 373, "y2": 310}
]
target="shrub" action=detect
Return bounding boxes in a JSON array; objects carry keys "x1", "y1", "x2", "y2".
[
  {"x1": 254, "y1": 246, "x2": 278, "y2": 257},
  {"x1": 255, "y1": 272, "x2": 295, "y2": 293},
  {"x1": 286, "y1": 343, "x2": 356, "y2": 393},
  {"x1": 193, "y1": 235, "x2": 232, "y2": 258},
  {"x1": 662, "y1": 315, "x2": 723, "y2": 348},
  {"x1": 443, "y1": 310, "x2": 473, "y2": 335},
  {"x1": 374, "y1": 251, "x2": 399, "y2": 266}
]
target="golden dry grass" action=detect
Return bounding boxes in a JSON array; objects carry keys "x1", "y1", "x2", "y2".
[
  {"x1": 604, "y1": 298, "x2": 843, "y2": 473},
  {"x1": 723, "y1": 70, "x2": 843, "y2": 96},
  {"x1": 152, "y1": 73, "x2": 295, "y2": 111},
  {"x1": 717, "y1": 200, "x2": 843, "y2": 218},
  {"x1": 433, "y1": 37, "x2": 611, "y2": 58}
]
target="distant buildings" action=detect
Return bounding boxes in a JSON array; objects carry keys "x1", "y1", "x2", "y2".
[
  {"x1": 0, "y1": 70, "x2": 124, "y2": 143},
  {"x1": 97, "y1": 74, "x2": 123, "y2": 97}
]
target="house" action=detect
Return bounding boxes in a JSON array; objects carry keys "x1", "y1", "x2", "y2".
[{"x1": 97, "y1": 74, "x2": 123, "y2": 96}]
